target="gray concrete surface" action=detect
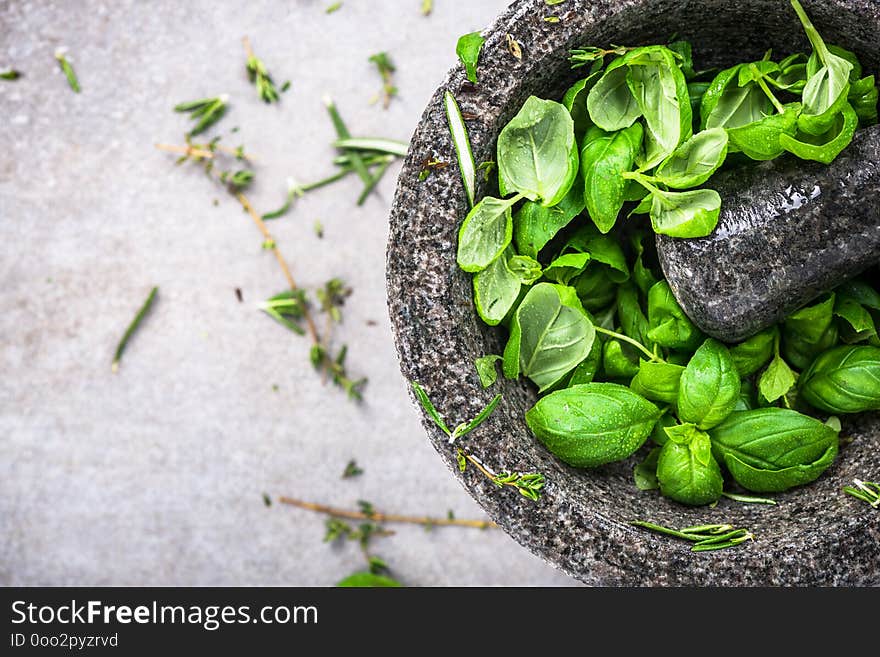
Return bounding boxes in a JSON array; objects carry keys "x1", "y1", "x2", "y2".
[{"x1": 0, "y1": 0, "x2": 575, "y2": 586}]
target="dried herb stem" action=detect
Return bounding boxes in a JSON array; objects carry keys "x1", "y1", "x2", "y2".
[
  {"x1": 155, "y1": 142, "x2": 252, "y2": 161},
  {"x1": 278, "y1": 496, "x2": 497, "y2": 529}
]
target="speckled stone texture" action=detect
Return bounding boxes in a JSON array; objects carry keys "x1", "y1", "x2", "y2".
[
  {"x1": 658, "y1": 127, "x2": 880, "y2": 343},
  {"x1": 387, "y1": 0, "x2": 880, "y2": 585}
]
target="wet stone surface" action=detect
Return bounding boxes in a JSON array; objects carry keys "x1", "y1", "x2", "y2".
[
  {"x1": 387, "y1": 0, "x2": 880, "y2": 585},
  {"x1": 657, "y1": 126, "x2": 880, "y2": 344}
]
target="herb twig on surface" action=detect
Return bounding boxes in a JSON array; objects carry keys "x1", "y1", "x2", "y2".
[
  {"x1": 631, "y1": 520, "x2": 754, "y2": 552},
  {"x1": 174, "y1": 96, "x2": 228, "y2": 136},
  {"x1": 112, "y1": 286, "x2": 158, "y2": 373},
  {"x1": 278, "y1": 496, "x2": 496, "y2": 529},
  {"x1": 54, "y1": 48, "x2": 80, "y2": 93},
  {"x1": 243, "y1": 36, "x2": 280, "y2": 103},
  {"x1": 368, "y1": 52, "x2": 397, "y2": 109},
  {"x1": 1, "y1": 68, "x2": 21, "y2": 80},
  {"x1": 843, "y1": 479, "x2": 880, "y2": 508}
]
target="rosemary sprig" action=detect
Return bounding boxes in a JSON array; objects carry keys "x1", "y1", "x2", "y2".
[
  {"x1": 332, "y1": 137, "x2": 408, "y2": 157},
  {"x1": 631, "y1": 520, "x2": 755, "y2": 552},
  {"x1": 843, "y1": 479, "x2": 880, "y2": 508},
  {"x1": 368, "y1": 52, "x2": 397, "y2": 109},
  {"x1": 54, "y1": 48, "x2": 80, "y2": 93},
  {"x1": 324, "y1": 96, "x2": 372, "y2": 186},
  {"x1": 112, "y1": 286, "x2": 158, "y2": 373},
  {"x1": 259, "y1": 290, "x2": 308, "y2": 335},
  {"x1": 1, "y1": 68, "x2": 21, "y2": 80},
  {"x1": 412, "y1": 381, "x2": 545, "y2": 501},
  {"x1": 174, "y1": 95, "x2": 228, "y2": 136},
  {"x1": 444, "y1": 91, "x2": 476, "y2": 208},
  {"x1": 243, "y1": 37, "x2": 280, "y2": 103},
  {"x1": 721, "y1": 491, "x2": 777, "y2": 505}
]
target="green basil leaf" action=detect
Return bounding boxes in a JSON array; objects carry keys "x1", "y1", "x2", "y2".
[
  {"x1": 808, "y1": 44, "x2": 862, "y2": 81},
  {"x1": 667, "y1": 40, "x2": 695, "y2": 80},
  {"x1": 631, "y1": 231, "x2": 659, "y2": 297},
  {"x1": 633, "y1": 446, "x2": 661, "y2": 491},
  {"x1": 771, "y1": 54, "x2": 808, "y2": 93},
  {"x1": 582, "y1": 122, "x2": 643, "y2": 233},
  {"x1": 564, "y1": 224, "x2": 630, "y2": 282},
  {"x1": 617, "y1": 282, "x2": 651, "y2": 347},
  {"x1": 702, "y1": 64, "x2": 771, "y2": 130},
  {"x1": 649, "y1": 188, "x2": 721, "y2": 238},
  {"x1": 630, "y1": 360, "x2": 685, "y2": 404},
  {"x1": 687, "y1": 81, "x2": 710, "y2": 115},
  {"x1": 571, "y1": 267, "x2": 617, "y2": 311},
  {"x1": 567, "y1": 339, "x2": 603, "y2": 386},
  {"x1": 735, "y1": 378, "x2": 756, "y2": 411},
  {"x1": 657, "y1": 424, "x2": 723, "y2": 505},
  {"x1": 835, "y1": 278, "x2": 880, "y2": 310},
  {"x1": 473, "y1": 247, "x2": 521, "y2": 326},
  {"x1": 456, "y1": 195, "x2": 516, "y2": 272},
  {"x1": 737, "y1": 60, "x2": 780, "y2": 87},
  {"x1": 475, "y1": 354, "x2": 502, "y2": 388},
  {"x1": 678, "y1": 338, "x2": 741, "y2": 429},
  {"x1": 654, "y1": 128, "x2": 729, "y2": 189},
  {"x1": 848, "y1": 75, "x2": 878, "y2": 124},
  {"x1": 651, "y1": 412, "x2": 677, "y2": 446},
  {"x1": 792, "y1": 0, "x2": 854, "y2": 135},
  {"x1": 780, "y1": 102, "x2": 858, "y2": 164},
  {"x1": 336, "y1": 572, "x2": 403, "y2": 587},
  {"x1": 727, "y1": 102, "x2": 801, "y2": 161},
  {"x1": 834, "y1": 296, "x2": 877, "y2": 343},
  {"x1": 782, "y1": 293, "x2": 837, "y2": 369},
  {"x1": 709, "y1": 407, "x2": 839, "y2": 492},
  {"x1": 603, "y1": 338, "x2": 640, "y2": 379},
  {"x1": 456, "y1": 31, "x2": 485, "y2": 84},
  {"x1": 587, "y1": 57, "x2": 642, "y2": 131},
  {"x1": 525, "y1": 382, "x2": 660, "y2": 467},
  {"x1": 512, "y1": 184, "x2": 584, "y2": 259},
  {"x1": 730, "y1": 327, "x2": 778, "y2": 377},
  {"x1": 497, "y1": 96, "x2": 578, "y2": 205},
  {"x1": 543, "y1": 252, "x2": 591, "y2": 285},
  {"x1": 505, "y1": 283, "x2": 596, "y2": 391},
  {"x1": 507, "y1": 254, "x2": 543, "y2": 285},
  {"x1": 758, "y1": 353, "x2": 797, "y2": 403},
  {"x1": 799, "y1": 345, "x2": 880, "y2": 413},
  {"x1": 626, "y1": 46, "x2": 692, "y2": 168},
  {"x1": 647, "y1": 281, "x2": 703, "y2": 350},
  {"x1": 563, "y1": 71, "x2": 601, "y2": 140}
]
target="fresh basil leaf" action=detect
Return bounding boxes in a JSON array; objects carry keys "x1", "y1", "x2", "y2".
[
  {"x1": 727, "y1": 102, "x2": 801, "y2": 160},
  {"x1": 792, "y1": 0, "x2": 854, "y2": 135},
  {"x1": 626, "y1": 46, "x2": 692, "y2": 168},
  {"x1": 737, "y1": 60, "x2": 780, "y2": 87},
  {"x1": 336, "y1": 572, "x2": 403, "y2": 587},
  {"x1": 678, "y1": 338, "x2": 741, "y2": 429},
  {"x1": 563, "y1": 71, "x2": 601, "y2": 140},
  {"x1": 617, "y1": 283, "x2": 651, "y2": 347},
  {"x1": 582, "y1": 122, "x2": 643, "y2": 233},
  {"x1": 603, "y1": 339, "x2": 640, "y2": 379},
  {"x1": 687, "y1": 81, "x2": 710, "y2": 115},
  {"x1": 735, "y1": 378, "x2": 756, "y2": 411},
  {"x1": 543, "y1": 252, "x2": 591, "y2": 285},
  {"x1": 649, "y1": 188, "x2": 721, "y2": 238},
  {"x1": 702, "y1": 64, "x2": 771, "y2": 130},
  {"x1": 657, "y1": 424, "x2": 723, "y2": 505},
  {"x1": 651, "y1": 412, "x2": 677, "y2": 446},
  {"x1": 758, "y1": 353, "x2": 797, "y2": 403},
  {"x1": 709, "y1": 407, "x2": 839, "y2": 492},
  {"x1": 848, "y1": 75, "x2": 878, "y2": 124},
  {"x1": 631, "y1": 360, "x2": 686, "y2": 404},
  {"x1": 525, "y1": 382, "x2": 660, "y2": 467},
  {"x1": 771, "y1": 53, "x2": 808, "y2": 93},
  {"x1": 631, "y1": 231, "x2": 659, "y2": 297},
  {"x1": 567, "y1": 339, "x2": 603, "y2": 386},
  {"x1": 507, "y1": 254, "x2": 543, "y2": 285},
  {"x1": 497, "y1": 96, "x2": 578, "y2": 205},
  {"x1": 587, "y1": 57, "x2": 642, "y2": 131},
  {"x1": 835, "y1": 278, "x2": 880, "y2": 310},
  {"x1": 571, "y1": 267, "x2": 617, "y2": 311},
  {"x1": 505, "y1": 283, "x2": 596, "y2": 391},
  {"x1": 456, "y1": 31, "x2": 485, "y2": 84},
  {"x1": 647, "y1": 281, "x2": 703, "y2": 350},
  {"x1": 633, "y1": 446, "x2": 661, "y2": 491},
  {"x1": 512, "y1": 187, "x2": 583, "y2": 259},
  {"x1": 565, "y1": 224, "x2": 630, "y2": 282},
  {"x1": 456, "y1": 195, "x2": 517, "y2": 272},
  {"x1": 730, "y1": 326, "x2": 777, "y2": 377},
  {"x1": 834, "y1": 296, "x2": 877, "y2": 343},
  {"x1": 799, "y1": 345, "x2": 880, "y2": 413},
  {"x1": 654, "y1": 128, "x2": 729, "y2": 189},
  {"x1": 475, "y1": 354, "x2": 502, "y2": 388},
  {"x1": 780, "y1": 102, "x2": 858, "y2": 164},
  {"x1": 782, "y1": 293, "x2": 837, "y2": 369},
  {"x1": 473, "y1": 248, "x2": 521, "y2": 326},
  {"x1": 667, "y1": 40, "x2": 695, "y2": 80}
]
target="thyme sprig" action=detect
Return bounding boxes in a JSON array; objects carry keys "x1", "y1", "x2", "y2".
[
  {"x1": 843, "y1": 479, "x2": 880, "y2": 508},
  {"x1": 412, "y1": 381, "x2": 546, "y2": 501},
  {"x1": 632, "y1": 520, "x2": 755, "y2": 552},
  {"x1": 54, "y1": 48, "x2": 80, "y2": 93},
  {"x1": 368, "y1": 52, "x2": 397, "y2": 109},
  {"x1": 174, "y1": 96, "x2": 228, "y2": 136},
  {"x1": 243, "y1": 37, "x2": 280, "y2": 103}
]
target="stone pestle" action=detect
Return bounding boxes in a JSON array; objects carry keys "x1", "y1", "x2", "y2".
[{"x1": 656, "y1": 124, "x2": 880, "y2": 344}]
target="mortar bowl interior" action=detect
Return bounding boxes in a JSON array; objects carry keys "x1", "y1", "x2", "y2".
[{"x1": 386, "y1": 0, "x2": 880, "y2": 585}]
